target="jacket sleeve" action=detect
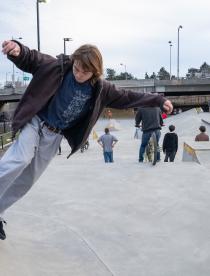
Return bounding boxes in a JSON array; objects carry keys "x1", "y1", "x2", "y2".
[
  {"x1": 162, "y1": 134, "x2": 167, "y2": 152},
  {"x1": 175, "y1": 134, "x2": 178, "y2": 151},
  {"x1": 7, "y1": 41, "x2": 56, "y2": 75},
  {"x1": 103, "y1": 81, "x2": 167, "y2": 111},
  {"x1": 135, "y1": 109, "x2": 142, "y2": 127},
  {"x1": 159, "y1": 111, "x2": 164, "y2": 126}
]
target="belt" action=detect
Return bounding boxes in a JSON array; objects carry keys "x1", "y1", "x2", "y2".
[{"x1": 43, "y1": 122, "x2": 63, "y2": 134}]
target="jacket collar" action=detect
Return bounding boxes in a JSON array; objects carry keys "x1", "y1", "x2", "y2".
[{"x1": 56, "y1": 54, "x2": 73, "y2": 83}]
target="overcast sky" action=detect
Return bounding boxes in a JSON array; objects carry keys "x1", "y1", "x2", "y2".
[{"x1": 0, "y1": 0, "x2": 210, "y2": 83}]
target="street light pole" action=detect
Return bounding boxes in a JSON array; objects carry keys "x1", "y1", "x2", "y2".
[
  {"x1": 168, "y1": 41, "x2": 172, "y2": 80},
  {"x1": 177, "y1": 25, "x2": 183, "y2": 79},
  {"x1": 36, "y1": 0, "x2": 49, "y2": 51},
  {"x1": 11, "y1": 37, "x2": 22, "y2": 87},
  {"x1": 63, "y1": 37, "x2": 73, "y2": 55},
  {"x1": 120, "y1": 63, "x2": 127, "y2": 80},
  {"x1": 36, "y1": 0, "x2": 40, "y2": 51}
]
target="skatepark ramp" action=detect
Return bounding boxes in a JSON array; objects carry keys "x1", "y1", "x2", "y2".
[
  {"x1": 182, "y1": 141, "x2": 210, "y2": 164},
  {"x1": 2, "y1": 115, "x2": 210, "y2": 275},
  {"x1": 105, "y1": 119, "x2": 121, "y2": 131}
]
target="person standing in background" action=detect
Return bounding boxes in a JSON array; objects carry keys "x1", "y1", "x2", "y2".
[
  {"x1": 195, "y1": 126, "x2": 209, "y2": 141},
  {"x1": 162, "y1": 125, "x2": 178, "y2": 162},
  {"x1": 135, "y1": 107, "x2": 163, "y2": 162},
  {"x1": 97, "y1": 128, "x2": 118, "y2": 162}
]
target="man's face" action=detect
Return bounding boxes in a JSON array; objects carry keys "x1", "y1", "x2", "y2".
[{"x1": 73, "y1": 60, "x2": 93, "y2": 83}]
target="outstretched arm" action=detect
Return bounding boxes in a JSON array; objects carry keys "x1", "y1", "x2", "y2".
[
  {"x1": 2, "y1": 40, "x2": 55, "y2": 75},
  {"x1": 103, "y1": 81, "x2": 173, "y2": 114}
]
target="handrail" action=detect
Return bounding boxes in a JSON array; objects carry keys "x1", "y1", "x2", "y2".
[{"x1": 0, "y1": 131, "x2": 13, "y2": 150}]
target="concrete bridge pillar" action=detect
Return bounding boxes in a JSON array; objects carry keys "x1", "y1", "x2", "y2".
[{"x1": 0, "y1": 102, "x2": 5, "y2": 111}]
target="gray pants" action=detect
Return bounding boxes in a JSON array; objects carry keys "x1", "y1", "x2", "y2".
[{"x1": 0, "y1": 116, "x2": 62, "y2": 216}]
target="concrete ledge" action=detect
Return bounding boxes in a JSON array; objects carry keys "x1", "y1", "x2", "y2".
[
  {"x1": 201, "y1": 118, "x2": 210, "y2": 125},
  {"x1": 182, "y1": 141, "x2": 210, "y2": 164}
]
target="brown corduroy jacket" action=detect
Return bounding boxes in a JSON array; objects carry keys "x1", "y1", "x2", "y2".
[
  {"x1": 8, "y1": 42, "x2": 167, "y2": 157},
  {"x1": 195, "y1": 133, "x2": 209, "y2": 141}
]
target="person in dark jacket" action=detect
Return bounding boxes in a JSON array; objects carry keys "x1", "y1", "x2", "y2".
[
  {"x1": 135, "y1": 107, "x2": 163, "y2": 162},
  {"x1": 162, "y1": 125, "x2": 178, "y2": 162},
  {"x1": 0, "y1": 40, "x2": 173, "y2": 240}
]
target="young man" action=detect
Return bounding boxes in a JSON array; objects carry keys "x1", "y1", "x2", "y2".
[
  {"x1": 0, "y1": 40, "x2": 173, "y2": 240},
  {"x1": 195, "y1": 126, "x2": 209, "y2": 141},
  {"x1": 162, "y1": 125, "x2": 178, "y2": 162},
  {"x1": 135, "y1": 107, "x2": 163, "y2": 162},
  {"x1": 97, "y1": 128, "x2": 118, "y2": 162}
]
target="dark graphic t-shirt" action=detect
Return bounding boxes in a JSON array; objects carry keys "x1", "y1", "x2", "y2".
[{"x1": 38, "y1": 71, "x2": 93, "y2": 129}]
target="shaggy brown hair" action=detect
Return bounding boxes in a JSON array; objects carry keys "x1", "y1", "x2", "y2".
[{"x1": 71, "y1": 44, "x2": 103, "y2": 85}]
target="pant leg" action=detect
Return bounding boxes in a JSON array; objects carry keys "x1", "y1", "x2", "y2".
[
  {"x1": 139, "y1": 132, "x2": 152, "y2": 161},
  {"x1": 169, "y1": 151, "x2": 176, "y2": 162},
  {"x1": 103, "y1": 152, "x2": 109, "y2": 163},
  {"x1": 164, "y1": 152, "x2": 170, "y2": 162},
  {"x1": 0, "y1": 125, "x2": 62, "y2": 214},
  {"x1": 0, "y1": 116, "x2": 40, "y2": 198},
  {"x1": 108, "y1": 152, "x2": 113, "y2": 163},
  {"x1": 154, "y1": 129, "x2": 161, "y2": 161}
]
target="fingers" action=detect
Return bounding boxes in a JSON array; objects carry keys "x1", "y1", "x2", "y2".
[
  {"x1": 163, "y1": 100, "x2": 173, "y2": 114},
  {"x1": 2, "y1": 40, "x2": 21, "y2": 56},
  {"x1": 2, "y1": 40, "x2": 13, "y2": 54}
]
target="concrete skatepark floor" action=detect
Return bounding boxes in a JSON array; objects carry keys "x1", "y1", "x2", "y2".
[{"x1": 1, "y1": 109, "x2": 210, "y2": 276}]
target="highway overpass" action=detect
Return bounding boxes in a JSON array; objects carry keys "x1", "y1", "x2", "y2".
[
  {"x1": 1, "y1": 79, "x2": 210, "y2": 110},
  {"x1": 111, "y1": 78, "x2": 210, "y2": 110},
  {"x1": 0, "y1": 87, "x2": 24, "y2": 109}
]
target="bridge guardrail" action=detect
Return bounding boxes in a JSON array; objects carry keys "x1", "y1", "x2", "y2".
[{"x1": 0, "y1": 131, "x2": 14, "y2": 150}]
